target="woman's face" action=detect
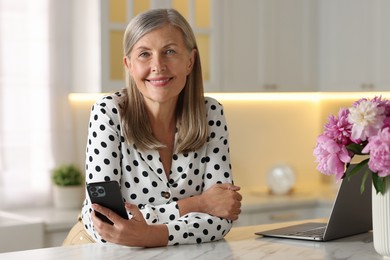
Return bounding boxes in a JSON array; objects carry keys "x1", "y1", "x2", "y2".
[{"x1": 124, "y1": 24, "x2": 195, "y2": 106}]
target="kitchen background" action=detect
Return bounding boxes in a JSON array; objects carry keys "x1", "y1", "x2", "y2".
[{"x1": 0, "y1": 0, "x2": 389, "y2": 253}]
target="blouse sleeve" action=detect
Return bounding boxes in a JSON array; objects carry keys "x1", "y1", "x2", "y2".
[{"x1": 81, "y1": 97, "x2": 127, "y2": 242}]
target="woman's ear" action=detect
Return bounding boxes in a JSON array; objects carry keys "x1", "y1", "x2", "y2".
[
  {"x1": 124, "y1": 56, "x2": 131, "y2": 72},
  {"x1": 186, "y1": 49, "x2": 196, "y2": 75}
]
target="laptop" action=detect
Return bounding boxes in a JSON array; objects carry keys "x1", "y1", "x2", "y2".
[{"x1": 255, "y1": 166, "x2": 372, "y2": 241}]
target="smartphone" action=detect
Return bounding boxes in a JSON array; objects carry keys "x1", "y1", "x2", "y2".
[{"x1": 87, "y1": 181, "x2": 129, "y2": 225}]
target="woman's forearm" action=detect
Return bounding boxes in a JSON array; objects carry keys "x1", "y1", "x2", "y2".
[{"x1": 176, "y1": 183, "x2": 242, "y2": 220}]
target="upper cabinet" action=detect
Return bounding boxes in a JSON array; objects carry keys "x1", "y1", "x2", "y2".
[
  {"x1": 93, "y1": 0, "x2": 390, "y2": 93},
  {"x1": 218, "y1": 0, "x2": 318, "y2": 92},
  {"x1": 318, "y1": 0, "x2": 390, "y2": 91}
]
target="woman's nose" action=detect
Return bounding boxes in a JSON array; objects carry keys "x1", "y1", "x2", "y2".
[{"x1": 151, "y1": 55, "x2": 166, "y2": 73}]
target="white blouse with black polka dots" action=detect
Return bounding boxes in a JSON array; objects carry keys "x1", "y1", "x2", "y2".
[{"x1": 81, "y1": 91, "x2": 235, "y2": 245}]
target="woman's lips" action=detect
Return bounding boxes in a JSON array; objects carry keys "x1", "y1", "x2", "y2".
[{"x1": 147, "y1": 77, "x2": 172, "y2": 87}]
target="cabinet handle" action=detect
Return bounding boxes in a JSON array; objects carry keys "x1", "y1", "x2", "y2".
[
  {"x1": 361, "y1": 83, "x2": 374, "y2": 90},
  {"x1": 264, "y1": 84, "x2": 278, "y2": 91},
  {"x1": 269, "y1": 213, "x2": 298, "y2": 221}
]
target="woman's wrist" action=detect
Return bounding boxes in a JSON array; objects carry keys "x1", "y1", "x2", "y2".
[
  {"x1": 143, "y1": 224, "x2": 169, "y2": 247},
  {"x1": 177, "y1": 195, "x2": 205, "y2": 216}
]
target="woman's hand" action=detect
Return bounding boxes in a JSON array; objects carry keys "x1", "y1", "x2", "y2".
[
  {"x1": 199, "y1": 183, "x2": 242, "y2": 220},
  {"x1": 91, "y1": 203, "x2": 168, "y2": 247}
]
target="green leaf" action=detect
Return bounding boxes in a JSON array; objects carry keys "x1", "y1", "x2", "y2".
[
  {"x1": 372, "y1": 174, "x2": 387, "y2": 195},
  {"x1": 360, "y1": 169, "x2": 370, "y2": 194},
  {"x1": 346, "y1": 143, "x2": 364, "y2": 154},
  {"x1": 345, "y1": 159, "x2": 369, "y2": 180},
  {"x1": 346, "y1": 141, "x2": 369, "y2": 155}
]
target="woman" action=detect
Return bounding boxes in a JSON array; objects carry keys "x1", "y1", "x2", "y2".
[{"x1": 80, "y1": 8, "x2": 242, "y2": 247}]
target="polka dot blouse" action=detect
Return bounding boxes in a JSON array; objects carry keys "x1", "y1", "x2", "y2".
[{"x1": 81, "y1": 91, "x2": 235, "y2": 246}]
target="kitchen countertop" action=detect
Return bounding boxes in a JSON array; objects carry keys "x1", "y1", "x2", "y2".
[{"x1": 0, "y1": 219, "x2": 380, "y2": 260}]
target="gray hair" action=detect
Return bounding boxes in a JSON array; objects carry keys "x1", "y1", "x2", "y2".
[
  {"x1": 120, "y1": 9, "x2": 207, "y2": 153},
  {"x1": 124, "y1": 8, "x2": 196, "y2": 57}
]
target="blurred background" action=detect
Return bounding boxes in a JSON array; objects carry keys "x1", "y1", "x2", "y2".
[{"x1": 0, "y1": 0, "x2": 389, "y2": 252}]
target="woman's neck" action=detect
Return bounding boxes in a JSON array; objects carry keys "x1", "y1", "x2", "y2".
[
  {"x1": 144, "y1": 101, "x2": 177, "y2": 177},
  {"x1": 144, "y1": 98, "x2": 177, "y2": 133}
]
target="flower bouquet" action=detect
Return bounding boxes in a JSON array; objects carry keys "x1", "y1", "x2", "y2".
[{"x1": 313, "y1": 96, "x2": 390, "y2": 195}]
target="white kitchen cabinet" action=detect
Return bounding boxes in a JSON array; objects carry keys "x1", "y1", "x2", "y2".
[
  {"x1": 0, "y1": 212, "x2": 44, "y2": 253},
  {"x1": 262, "y1": 0, "x2": 318, "y2": 92},
  {"x1": 318, "y1": 0, "x2": 390, "y2": 91},
  {"x1": 8, "y1": 207, "x2": 80, "y2": 249},
  {"x1": 97, "y1": 0, "x2": 318, "y2": 93},
  {"x1": 44, "y1": 229, "x2": 70, "y2": 248},
  {"x1": 219, "y1": 0, "x2": 318, "y2": 92}
]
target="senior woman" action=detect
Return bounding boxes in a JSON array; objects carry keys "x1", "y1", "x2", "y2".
[{"x1": 65, "y1": 8, "x2": 242, "y2": 248}]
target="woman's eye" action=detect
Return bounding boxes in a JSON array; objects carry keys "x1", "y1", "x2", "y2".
[
  {"x1": 165, "y1": 49, "x2": 176, "y2": 55},
  {"x1": 139, "y1": 52, "x2": 150, "y2": 58}
]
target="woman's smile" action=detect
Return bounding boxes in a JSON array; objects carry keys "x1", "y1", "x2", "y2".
[{"x1": 146, "y1": 76, "x2": 173, "y2": 87}]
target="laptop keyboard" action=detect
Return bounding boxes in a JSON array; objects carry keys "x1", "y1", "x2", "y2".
[{"x1": 290, "y1": 226, "x2": 326, "y2": 237}]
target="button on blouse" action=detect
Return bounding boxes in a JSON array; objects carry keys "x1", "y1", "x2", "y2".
[{"x1": 161, "y1": 191, "x2": 171, "y2": 199}]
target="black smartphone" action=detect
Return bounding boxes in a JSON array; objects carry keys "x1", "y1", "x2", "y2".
[{"x1": 87, "y1": 181, "x2": 129, "y2": 225}]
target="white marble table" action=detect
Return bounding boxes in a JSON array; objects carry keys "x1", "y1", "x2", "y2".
[{"x1": 0, "y1": 220, "x2": 381, "y2": 260}]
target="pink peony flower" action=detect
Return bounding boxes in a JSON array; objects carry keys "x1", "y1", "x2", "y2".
[
  {"x1": 348, "y1": 99, "x2": 385, "y2": 141},
  {"x1": 371, "y1": 96, "x2": 390, "y2": 117},
  {"x1": 362, "y1": 127, "x2": 390, "y2": 177},
  {"x1": 324, "y1": 108, "x2": 352, "y2": 145},
  {"x1": 313, "y1": 134, "x2": 351, "y2": 180},
  {"x1": 383, "y1": 117, "x2": 390, "y2": 129}
]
